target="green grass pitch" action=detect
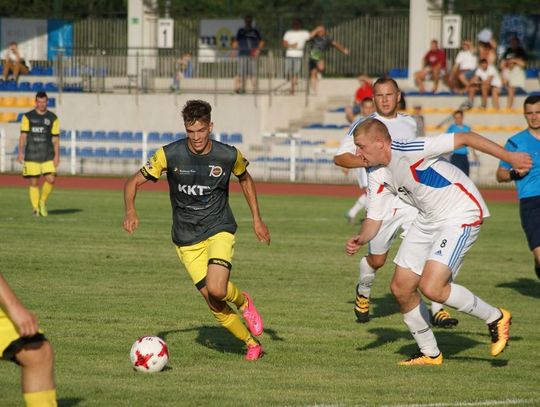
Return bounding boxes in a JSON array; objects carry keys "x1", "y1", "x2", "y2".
[{"x1": 0, "y1": 186, "x2": 539, "y2": 406}]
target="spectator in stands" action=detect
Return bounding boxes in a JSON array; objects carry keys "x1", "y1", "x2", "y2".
[
  {"x1": 414, "y1": 39, "x2": 446, "y2": 93},
  {"x1": 2, "y1": 42, "x2": 30, "y2": 83},
  {"x1": 497, "y1": 95, "x2": 540, "y2": 280},
  {"x1": 171, "y1": 52, "x2": 193, "y2": 93},
  {"x1": 232, "y1": 15, "x2": 265, "y2": 94},
  {"x1": 468, "y1": 58, "x2": 502, "y2": 110},
  {"x1": 308, "y1": 25, "x2": 349, "y2": 95},
  {"x1": 500, "y1": 36, "x2": 527, "y2": 109},
  {"x1": 447, "y1": 40, "x2": 477, "y2": 94},
  {"x1": 477, "y1": 28, "x2": 498, "y2": 67},
  {"x1": 282, "y1": 18, "x2": 311, "y2": 96},
  {"x1": 345, "y1": 74, "x2": 373, "y2": 123},
  {"x1": 446, "y1": 110, "x2": 478, "y2": 176}
]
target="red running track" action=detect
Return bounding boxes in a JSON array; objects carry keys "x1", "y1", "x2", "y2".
[{"x1": 0, "y1": 174, "x2": 517, "y2": 202}]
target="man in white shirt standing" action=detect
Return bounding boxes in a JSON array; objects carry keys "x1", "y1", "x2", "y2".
[
  {"x1": 282, "y1": 18, "x2": 311, "y2": 95},
  {"x1": 334, "y1": 77, "x2": 458, "y2": 328},
  {"x1": 468, "y1": 58, "x2": 502, "y2": 109},
  {"x1": 346, "y1": 118, "x2": 531, "y2": 365}
]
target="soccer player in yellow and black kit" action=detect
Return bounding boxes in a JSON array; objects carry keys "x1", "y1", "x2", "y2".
[
  {"x1": 18, "y1": 91, "x2": 60, "y2": 217},
  {"x1": 0, "y1": 273, "x2": 57, "y2": 406},
  {"x1": 123, "y1": 100, "x2": 271, "y2": 361}
]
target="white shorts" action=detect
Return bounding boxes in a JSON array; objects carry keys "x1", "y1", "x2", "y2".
[
  {"x1": 368, "y1": 203, "x2": 418, "y2": 255},
  {"x1": 393, "y1": 222, "x2": 481, "y2": 277}
]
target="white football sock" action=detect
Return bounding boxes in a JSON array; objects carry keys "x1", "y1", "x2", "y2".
[
  {"x1": 403, "y1": 301, "x2": 440, "y2": 357},
  {"x1": 356, "y1": 256, "x2": 376, "y2": 297},
  {"x1": 444, "y1": 283, "x2": 501, "y2": 324},
  {"x1": 431, "y1": 301, "x2": 444, "y2": 315}
]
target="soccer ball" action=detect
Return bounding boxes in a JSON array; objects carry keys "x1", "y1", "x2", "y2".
[{"x1": 130, "y1": 336, "x2": 169, "y2": 373}]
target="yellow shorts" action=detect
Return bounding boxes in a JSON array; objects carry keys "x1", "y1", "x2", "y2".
[
  {"x1": 23, "y1": 161, "x2": 56, "y2": 177},
  {"x1": 0, "y1": 308, "x2": 46, "y2": 362},
  {"x1": 175, "y1": 231, "x2": 235, "y2": 289}
]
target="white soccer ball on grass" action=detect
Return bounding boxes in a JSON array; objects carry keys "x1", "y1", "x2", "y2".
[{"x1": 130, "y1": 336, "x2": 169, "y2": 373}]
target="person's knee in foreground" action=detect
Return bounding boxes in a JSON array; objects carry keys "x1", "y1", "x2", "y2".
[
  {"x1": 123, "y1": 99, "x2": 271, "y2": 361},
  {"x1": 346, "y1": 118, "x2": 532, "y2": 364},
  {"x1": 0, "y1": 273, "x2": 57, "y2": 406}
]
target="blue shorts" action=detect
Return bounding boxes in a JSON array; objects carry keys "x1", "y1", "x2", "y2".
[{"x1": 520, "y1": 195, "x2": 540, "y2": 250}]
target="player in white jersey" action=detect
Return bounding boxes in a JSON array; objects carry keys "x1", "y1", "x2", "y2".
[
  {"x1": 334, "y1": 77, "x2": 457, "y2": 327},
  {"x1": 346, "y1": 118, "x2": 531, "y2": 365},
  {"x1": 339, "y1": 97, "x2": 375, "y2": 224}
]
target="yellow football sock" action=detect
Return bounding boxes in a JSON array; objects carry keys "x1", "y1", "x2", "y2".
[
  {"x1": 29, "y1": 186, "x2": 40, "y2": 210},
  {"x1": 23, "y1": 389, "x2": 57, "y2": 407},
  {"x1": 40, "y1": 181, "x2": 54, "y2": 204},
  {"x1": 222, "y1": 281, "x2": 246, "y2": 309},
  {"x1": 211, "y1": 304, "x2": 253, "y2": 344}
]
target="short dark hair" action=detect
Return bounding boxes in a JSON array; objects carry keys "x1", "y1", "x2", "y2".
[
  {"x1": 35, "y1": 91, "x2": 48, "y2": 100},
  {"x1": 182, "y1": 100, "x2": 212, "y2": 125},
  {"x1": 453, "y1": 110, "x2": 463, "y2": 116},
  {"x1": 373, "y1": 76, "x2": 400, "y2": 92},
  {"x1": 353, "y1": 118, "x2": 391, "y2": 142},
  {"x1": 524, "y1": 95, "x2": 540, "y2": 108}
]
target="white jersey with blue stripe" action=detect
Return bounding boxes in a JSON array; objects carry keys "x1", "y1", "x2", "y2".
[{"x1": 367, "y1": 133, "x2": 490, "y2": 226}]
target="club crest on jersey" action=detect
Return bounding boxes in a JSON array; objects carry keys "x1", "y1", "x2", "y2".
[
  {"x1": 44, "y1": 118, "x2": 51, "y2": 126},
  {"x1": 178, "y1": 184, "x2": 211, "y2": 195},
  {"x1": 208, "y1": 165, "x2": 223, "y2": 177}
]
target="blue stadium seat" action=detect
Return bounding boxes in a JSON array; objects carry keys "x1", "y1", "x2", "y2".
[
  {"x1": 120, "y1": 131, "x2": 134, "y2": 142},
  {"x1": 78, "y1": 130, "x2": 93, "y2": 141},
  {"x1": 94, "y1": 147, "x2": 107, "y2": 157},
  {"x1": 44, "y1": 82, "x2": 58, "y2": 92},
  {"x1": 228, "y1": 133, "x2": 243, "y2": 143},
  {"x1": 107, "y1": 131, "x2": 120, "y2": 141},
  {"x1": 148, "y1": 132, "x2": 160, "y2": 142},
  {"x1": 133, "y1": 132, "x2": 143, "y2": 142},
  {"x1": 9, "y1": 113, "x2": 24, "y2": 123},
  {"x1": 219, "y1": 132, "x2": 228, "y2": 142},
  {"x1": 147, "y1": 149, "x2": 157, "y2": 158},
  {"x1": 120, "y1": 148, "x2": 135, "y2": 158},
  {"x1": 5, "y1": 81, "x2": 18, "y2": 91},
  {"x1": 79, "y1": 147, "x2": 94, "y2": 157},
  {"x1": 134, "y1": 148, "x2": 143, "y2": 159},
  {"x1": 94, "y1": 131, "x2": 107, "y2": 141},
  {"x1": 160, "y1": 132, "x2": 174, "y2": 143},
  {"x1": 107, "y1": 147, "x2": 120, "y2": 158},
  {"x1": 175, "y1": 132, "x2": 186, "y2": 140},
  {"x1": 31, "y1": 82, "x2": 44, "y2": 92},
  {"x1": 47, "y1": 98, "x2": 56, "y2": 108},
  {"x1": 18, "y1": 82, "x2": 31, "y2": 91}
]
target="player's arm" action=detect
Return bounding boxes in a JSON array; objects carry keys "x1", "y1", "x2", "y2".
[
  {"x1": 18, "y1": 114, "x2": 30, "y2": 163},
  {"x1": 345, "y1": 218, "x2": 382, "y2": 256},
  {"x1": 332, "y1": 40, "x2": 349, "y2": 55},
  {"x1": 334, "y1": 133, "x2": 367, "y2": 168},
  {"x1": 454, "y1": 132, "x2": 532, "y2": 174},
  {"x1": 0, "y1": 273, "x2": 38, "y2": 337},
  {"x1": 52, "y1": 118, "x2": 60, "y2": 167},
  {"x1": 238, "y1": 171, "x2": 270, "y2": 244},
  {"x1": 123, "y1": 171, "x2": 149, "y2": 235}
]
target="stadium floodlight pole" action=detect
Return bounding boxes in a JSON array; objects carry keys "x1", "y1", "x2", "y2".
[{"x1": 164, "y1": 0, "x2": 171, "y2": 18}]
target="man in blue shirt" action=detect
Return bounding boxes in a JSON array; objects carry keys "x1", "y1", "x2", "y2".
[
  {"x1": 447, "y1": 110, "x2": 478, "y2": 176},
  {"x1": 232, "y1": 15, "x2": 265, "y2": 94},
  {"x1": 497, "y1": 95, "x2": 540, "y2": 279}
]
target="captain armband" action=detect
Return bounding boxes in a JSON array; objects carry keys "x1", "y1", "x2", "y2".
[{"x1": 509, "y1": 169, "x2": 525, "y2": 181}]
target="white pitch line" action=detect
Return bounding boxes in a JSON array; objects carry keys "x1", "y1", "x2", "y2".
[{"x1": 385, "y1": 398, "x2": 539, "y2": 407}]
